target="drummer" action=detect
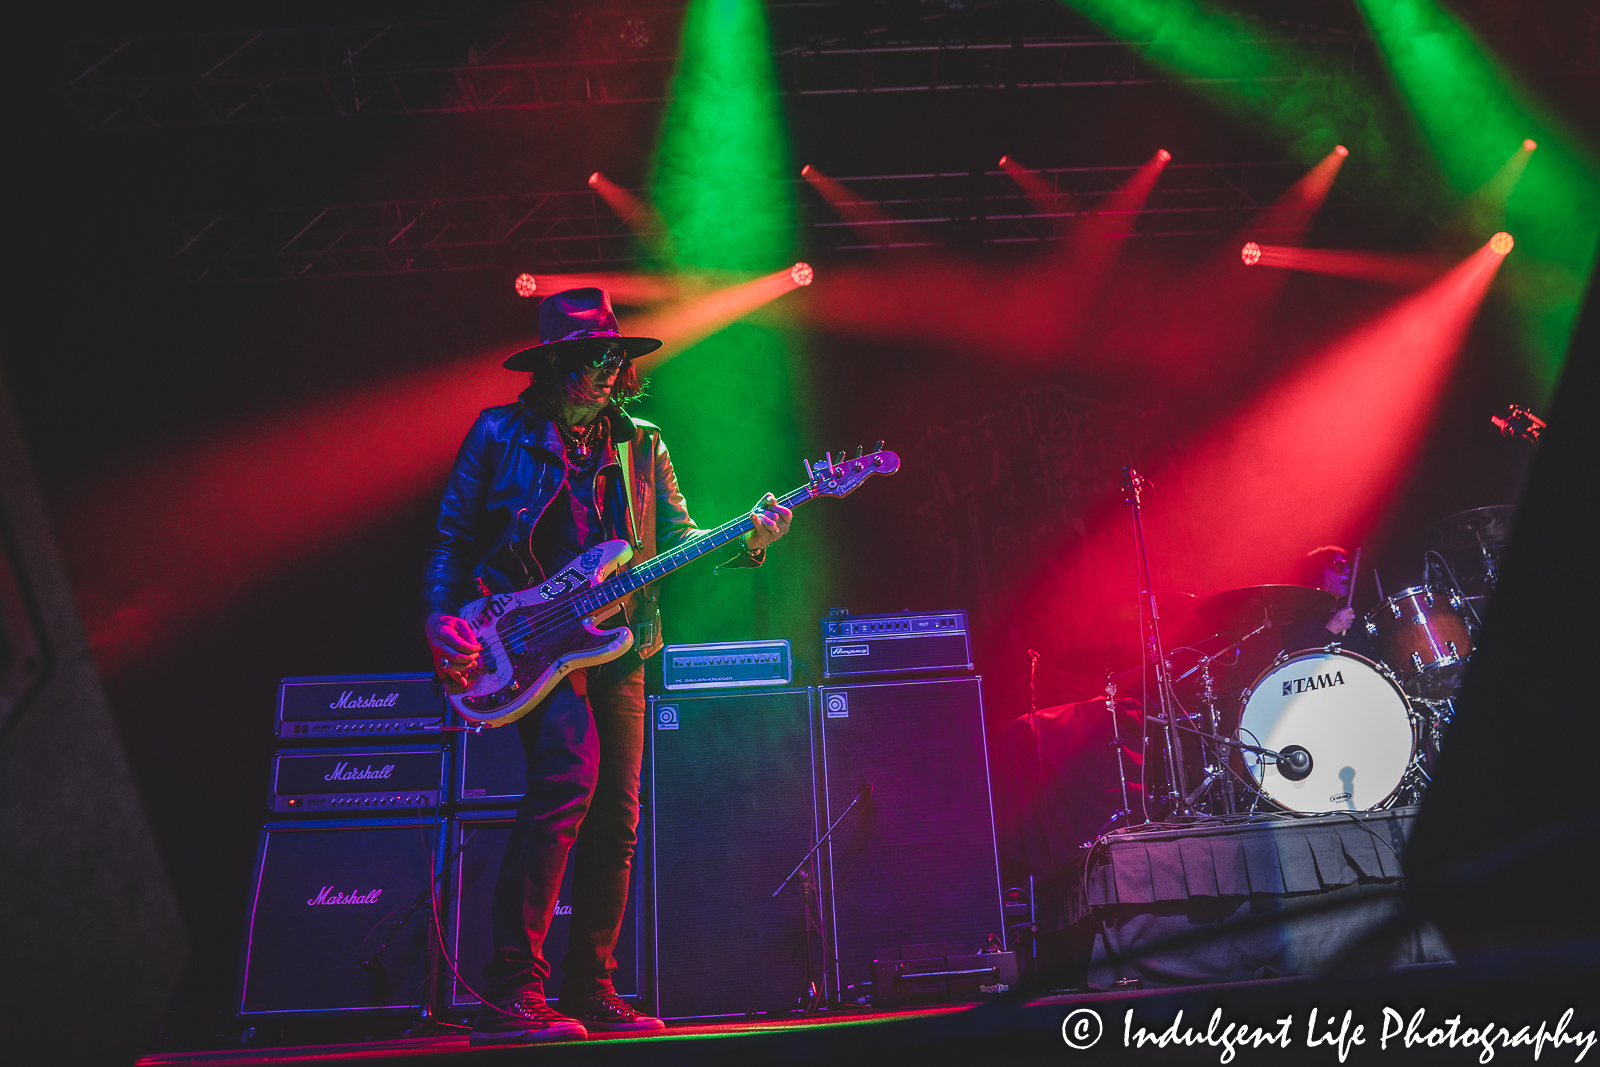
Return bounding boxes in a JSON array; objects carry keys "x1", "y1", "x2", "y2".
[{"x1": 1280, "y1": 545, "x2": 1376, "y2": 658}]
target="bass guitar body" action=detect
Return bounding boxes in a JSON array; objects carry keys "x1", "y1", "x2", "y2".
[{"x1": 449, "y1": 539, "x2": 637, "y2": 727}]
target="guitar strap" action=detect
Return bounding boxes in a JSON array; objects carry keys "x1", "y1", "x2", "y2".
[
  {"x1": 617, "y1": 435, "x2": 642, "y2": 550},
  {"x1": 617, "y1": 427, "x2": 662, "y2": 657}
]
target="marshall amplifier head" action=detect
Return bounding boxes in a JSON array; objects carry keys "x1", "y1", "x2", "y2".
[
  {"x1": 821, "y1": 610, "x2": 972, "y2": 679},
  {"x1": 276, "y1": 673, "x2": 444, "y2": 740},
  {"x1": 271, "y1": 745, "x2": 446, "y2": 814}
]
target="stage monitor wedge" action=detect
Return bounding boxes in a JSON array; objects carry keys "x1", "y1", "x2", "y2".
[
  {"x1": 817, "y1": 676, "x2": 1004, "y2": 994},
  {"x1": 649, "y1": 688, "x2": 820, "y2": 1019}
]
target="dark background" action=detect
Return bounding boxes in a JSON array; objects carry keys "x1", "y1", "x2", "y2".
[{"x1": 9, "y1": 0, "x2": 1594, "y2": 1048}]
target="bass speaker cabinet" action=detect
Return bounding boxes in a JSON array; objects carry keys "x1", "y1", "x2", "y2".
[
  {"x1": 447, "y1": 810, "x2": 643, "y2": 1008},
  {"x1": 238, "y1": 817, "x2": 445, "y2": 1016},
  {"x1": 454, "y1": 722, "x2": 527, "y2": 805},
  {"x1": 648, "y1": 688, "x2": 820, "y2": 1019},
  {"x1": 816, "y1": 677, "x2": 1003, "y2": 994}
]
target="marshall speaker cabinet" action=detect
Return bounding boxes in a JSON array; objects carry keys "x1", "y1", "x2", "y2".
[
  {"x1": 446, "y1": 810, "x2": 643, "y2": 1009},
  {"x1": 816, "y1": 676, "x2": 1004, "y2": 995},
  {"x1": 648, "y1": 688, "x2": 821, "y2": 1018},
  {"x1": 270, "y1": 745, "x2": 446, "y2": 814},
  {"x1": 238, "y1": 817, "x2": 446, "y2": 1016},
  {"x1": 276, "y1": 673, "x2": 445, "y2": 740}
]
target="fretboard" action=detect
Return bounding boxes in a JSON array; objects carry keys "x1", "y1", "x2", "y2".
[{"x1": 570, "y1": 483, "x2": 816, "y2": 616}]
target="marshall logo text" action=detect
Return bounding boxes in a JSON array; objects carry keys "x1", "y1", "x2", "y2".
[
  {"x1": 324, "y1": 762, "x2": 397, "y2": 782},
  {"x1": 1283, "y1": 671, "x2": 1345, "y2": 697},
  {"x1": 328, "y1": 691, "x2": 401, "y2": 710},
  {"x1": 307, "y1": 886, "x2": 383, "y2": 906}
]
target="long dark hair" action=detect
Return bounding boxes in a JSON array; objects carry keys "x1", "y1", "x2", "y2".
[{"x1": 520, "y1": 345, "x2": 647, "y2": 416}]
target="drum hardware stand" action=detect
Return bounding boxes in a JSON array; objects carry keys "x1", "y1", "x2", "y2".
[
  {"x1": 1424, "y1": 549, "x2": 1485, "y2": 629},
  {"x1": 1081, "y1": 671, "x2": 1135, "y2": 846},
  {"x1": 1121, "y1": 466, "x2": 1189, "y2": 817}
]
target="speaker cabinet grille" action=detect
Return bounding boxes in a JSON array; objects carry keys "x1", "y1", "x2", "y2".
[
  {"x1": 447, "y1": 810, "x2": 642, "y2": 1007},
  {"x1": 238, "y1": 818, "x2": 444, "y2": 1015},
  {"x1": 649, "y1": 689, "x2": 819, "y2": 1018},
  {"x1": 817, "y1": 677, "x2": 1003, "y2": 992}
]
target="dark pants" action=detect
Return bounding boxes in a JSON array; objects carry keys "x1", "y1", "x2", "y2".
[{"x1": 482, "y1": 660, "x2": 646, "y2": 1001}]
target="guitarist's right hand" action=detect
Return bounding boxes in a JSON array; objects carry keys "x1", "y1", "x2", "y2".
[{"x1": 426, "y1": 612, "x2": 483, "y2": 681}]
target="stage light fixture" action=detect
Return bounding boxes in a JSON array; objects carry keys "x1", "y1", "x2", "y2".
[
  {"x1": 998, "y1": 155, "x2": 1010, "y2": 167},
  {"x1": 801, "y1": 164, "x2": 813, "y2": 176},
  {"x1": 1335, "y1": 145, "x2": 1350, "y2": 157},
  {"x1": 588, "y1": 172, "x2": 601, "y2": 187},
  {"x1": 1490, "y1": 231, "x2": 1514, "y2": 255},
  {"x1": 1156, "y1": 149, "x2": 1172, "y2": 162},
  {"x1": 790, "y1": 262, "x2": 814, "y2": 287},
  {"x1": 1241, "y1": 241, "x2": 1262, "y2": 266},
  {"x1": 1523, "y1": 138, "x2": 1537, "y2": 151},
  {"x1": 514, "y1": 273, "x2": 538, "y2": 297}
]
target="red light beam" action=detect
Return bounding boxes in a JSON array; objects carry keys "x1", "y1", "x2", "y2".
[
  {"x1": 801, "y1": 165, "x2": 928, "y2": 248},
  {"x1": 624, "y1": 265, "x2": 813, "y2": 371},
  {"x1": 1241, "y1": 244, "x2": 1455, "y2": 286}
]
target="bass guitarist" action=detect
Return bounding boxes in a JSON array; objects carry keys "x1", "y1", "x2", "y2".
[{"x1": 423, "y1": 287, "x2": 791, "y2": 1044}]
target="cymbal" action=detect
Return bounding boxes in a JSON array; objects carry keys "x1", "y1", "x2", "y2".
[
  {"x1": 1054, "y1": 644, "x2": 1144, "y2": 676},
  {"x1": 1431, "y1": 505, "x2": 1517, "y2": 549},
  {"x1": 1197, "y1": 585, "x2": 1337, "y2": 630}
]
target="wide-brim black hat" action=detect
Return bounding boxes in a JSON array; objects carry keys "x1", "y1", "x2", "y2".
[{"x1": 502, "y1": 286, "x2": 663, "y2": 370}]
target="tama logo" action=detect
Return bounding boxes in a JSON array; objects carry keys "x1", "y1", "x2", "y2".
[
  {"x1": 328, "y1": 691, "x2": 401, "y2": 710},
  {"x1": 1283, "y1": 671, "x2": 1344, "y2": 696},
  {"x1": 980, "y1": 983, "x2": 1010, "y2": 994},
  {"x1": 830, "y1": 645, "x2": 870, "y2": 657},
  {"x1": 307, "y1": 886, "x2": 383, "y2": 905},
  {"x1": 325, "y1": 762, "x2": 396, "y2": 782}
]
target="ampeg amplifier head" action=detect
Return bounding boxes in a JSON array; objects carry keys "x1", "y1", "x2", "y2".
[
  {"x1": 276, "y1": 673, "x2": 444, "y2": 740},
  {"x1": 821, "y1": 610, "x2": 971, "y2": 679},
  {"x1": 271, "y1": 745, "x2": 446, "y2": 814}
]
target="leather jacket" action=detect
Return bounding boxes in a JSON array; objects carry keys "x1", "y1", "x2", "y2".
[{"x1": 422, "y1": 389, "x2": 757, "y2": 659}]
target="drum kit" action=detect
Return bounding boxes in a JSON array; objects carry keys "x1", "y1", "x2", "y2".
[{"x1": 1051, "y1": 503, "x2": 1516, "y2": 829}]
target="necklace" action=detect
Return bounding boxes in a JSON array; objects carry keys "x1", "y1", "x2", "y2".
[{"x1": 557, "y1": 417, "x2": 604, "y2": 466}]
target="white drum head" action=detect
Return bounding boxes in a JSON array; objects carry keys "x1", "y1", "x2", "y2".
[{"x1": 1239, "y1": 650, "x2": 1413, "y2": 813}]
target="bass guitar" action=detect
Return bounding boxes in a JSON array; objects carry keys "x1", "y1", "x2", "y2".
[{"x1": 445, "y1": 445, "x2": 900, "y2": 727}]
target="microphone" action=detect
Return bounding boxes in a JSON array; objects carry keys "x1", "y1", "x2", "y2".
[{"x1": 1278, "y1": 745, "x2": 1313, "y2": 781}]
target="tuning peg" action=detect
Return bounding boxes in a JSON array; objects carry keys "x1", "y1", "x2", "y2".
[
  {"x1": 856, "y1": 445, "x2": 864, "y2": 457},
  {"x1": 825, "y1": 452, "x2": 834, "y2": 470},
  {"x1": 803, "y1": 458, "x2": 814, "y2": 480},
  {"x1": 873, "y1": 440, "x2": 884, "y2": 453}
]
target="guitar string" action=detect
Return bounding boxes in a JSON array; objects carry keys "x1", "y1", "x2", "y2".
[
  {"x1": 458, "y1": 460, "x2": 888, "y2": 704},
  {"x1": 479, "y1": 482, "x2": 818, "y2": 655},
  {"x1": 489, "y1": 482, "x2": 813, "y2": 647}
]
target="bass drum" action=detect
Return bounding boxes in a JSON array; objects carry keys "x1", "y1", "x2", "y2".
[{"x1": 1237, "y1": 649, "x2": 1416, "y2": 814}]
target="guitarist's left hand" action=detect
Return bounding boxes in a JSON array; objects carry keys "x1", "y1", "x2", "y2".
[{"x1": 744, "y1": 493, "x2": 793, "y2": 552}]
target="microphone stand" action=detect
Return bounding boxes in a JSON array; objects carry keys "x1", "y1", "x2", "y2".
[
  {"x1": 1123, "y1": 467, "x2": 1189, "y2": 817},
  {"x1": 772, "y1": 785, "x2": 874, "y2": 1013}
]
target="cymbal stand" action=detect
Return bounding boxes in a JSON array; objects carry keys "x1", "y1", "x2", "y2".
[
  {"x1": 1093, "y1": 672, "x2": 1134, "y2": 839},
  {"x1": 1122, "y1": 467, "x2": 1189, "y2": 817}
]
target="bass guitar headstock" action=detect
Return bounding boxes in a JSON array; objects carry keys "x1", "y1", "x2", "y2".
[{"x1": 804, "y1": 442, "x2": 900, "y2": 498}]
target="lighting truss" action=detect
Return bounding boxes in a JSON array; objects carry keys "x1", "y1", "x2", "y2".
[
  {"x1": 67, "y1": 22, "x2": 1361, "y2": 129},
  {"x1": 168, "y1": 162, "x2": 1380, "y2": 284}
]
